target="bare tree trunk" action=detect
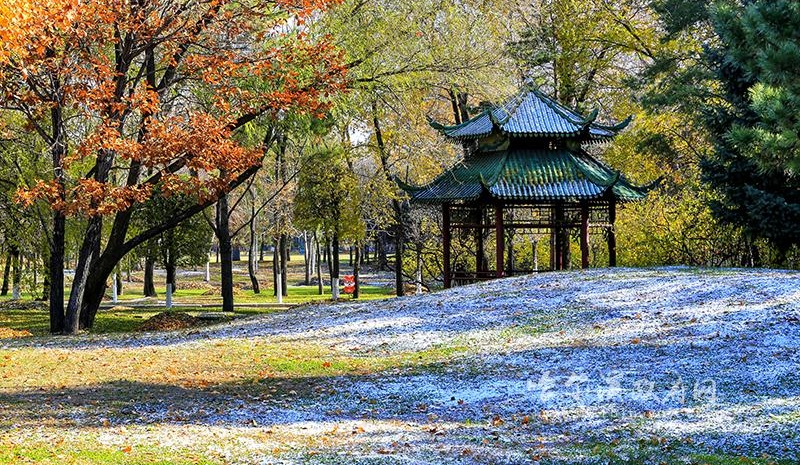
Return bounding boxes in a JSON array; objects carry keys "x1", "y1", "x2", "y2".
[
  {"x1": 280, "y1": 234, "x2": 288, "y2": 296},
  {"x1": 377, "y1": 232, "x2": 389, "y2": 270},
  {"x1": 394, "y1": 226, "x2": 404, "y2": 297},
  {"x1": 48, "y1": 64, "x2": 67, "y2": 333},
  {"x1": 10, "y1": 246, "x2": 20, "y2": 301},
  {"x1": 415, "y1": 248, "x2": 423, "y2": 296},
  {"x1": 315, "y1": 232, "x2": 323, "y2": 295},
  {"x1": 248, "y1": 199, "x2": 260, "y2": 294},
  {"x1": 216, "y1": 194, "x2": 235, "y2": 313},
  {"x1": 165, "y1": 262, "x2": 177, "y2": 291},
  {"x1": 143, "y1": 254, "x2": 156, "y2": 297},
  {"x1": 353, "y1": 244, "x2": 361, "y2": 299},
  {"x1": 303, "y1": 232, "x2": 312, "y2": 285},
  {"x1": 65, "y1": 217, "x2": 103, "y2": 333},
  {"x1": 39, "y1": 248, "x2": 51, "y2": 302},
  {"x1": 1, "y1": 252, "x2": 10, "y2": 296},
  {"x1": 331, "y1": 232, "x2": 340, "y2": 300},
  {"x1": 272, "y1": 241, "x2": 279, "y2": 297}
]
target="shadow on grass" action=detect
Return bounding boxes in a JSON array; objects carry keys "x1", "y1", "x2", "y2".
[{"x1": 0, "y1": 268, "x2": 798, "y2": 463}]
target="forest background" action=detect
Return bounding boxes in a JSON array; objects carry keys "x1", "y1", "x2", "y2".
[{"x1": 1, "y1": 0, "x2": 798, "y2": 334}]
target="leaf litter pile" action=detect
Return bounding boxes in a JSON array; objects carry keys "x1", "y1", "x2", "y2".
[
  {"x1": 0, "y1": 267, "x2": 798, "y2": 464},
  {"x1": 137, "y1": 311, "x2": 203, "y2": 332}
]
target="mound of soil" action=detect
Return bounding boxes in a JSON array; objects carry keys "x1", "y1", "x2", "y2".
[
  {"x1": 138, "y1": 312, "x2": 203, "y2": 332},
  {"x1": 0, "y1": 327, "x2": 33, "y2": 338}
]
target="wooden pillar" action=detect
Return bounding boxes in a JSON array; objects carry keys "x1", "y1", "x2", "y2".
[
  {"x1": 476, "y1": 208, "x2": 485, "y2": 273},
  {"x1": 580, "y1": 202, "x2": 590, "y2": 269},
  {"x1": 554, "y1": 204, "x2": 565, "y2": 270},
  {"x1": 495, "y1": 204, "x2": 504, "y2": 278},
  {"x1": 608, "y1": 201, "x2": 617, "y2": 267},
  {"x1": 443, "y1": 203, "x2": 452, "y2": 289},
  {"x1": 549, "y1": 223, "x2": 556, "y2": 270}
]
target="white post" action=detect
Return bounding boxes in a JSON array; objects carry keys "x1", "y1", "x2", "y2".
[
  {"x1": 112, "y1": 273, "x2": 118, "y2": 303},
  {"x1": 533, "y1": 239, "x2": 539, "y2": 272},
  {"x1": 11, "y1": 284, "x2": 19, "y2": 301},
  {"x1": 275, "y1": 271, "x2": 283, "y2": 304},
  {"x1": 331, "y1": 277, "x2": 340, "y2": 301},
  {"x1": 166, "y1": 283, "x2": 173, "y2": 309},
  {"x1": 205, "y1": 261, "x2": 210, "y2": 283}
]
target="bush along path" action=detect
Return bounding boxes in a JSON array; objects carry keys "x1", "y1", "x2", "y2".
[{"x1": 0, "y1": 267, "x2": 798, "y2": 464}]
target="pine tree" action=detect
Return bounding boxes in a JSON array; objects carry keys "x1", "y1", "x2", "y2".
[{"x1": 701, "y1": 0, "x2": 800, "y2": 258}]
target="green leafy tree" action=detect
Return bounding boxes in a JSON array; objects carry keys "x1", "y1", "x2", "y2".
[
  {"x1": 294, "y1": 147, "x2": 364, "y2": 299},
  {"x1": 318, "y1": 0, "x2": 515, "y2": 294},
  {"x1": 508, "y1": 0, "x2": 658, "y2": 110},
  {"x1": 136, "y1": 193, "x2": 213, "y2": 292}
]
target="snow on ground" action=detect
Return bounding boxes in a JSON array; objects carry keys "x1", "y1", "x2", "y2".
[{"x1": 3, "y1": 267, "x2": 799, "y2": 463}]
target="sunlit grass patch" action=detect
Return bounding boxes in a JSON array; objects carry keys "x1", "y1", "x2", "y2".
[{"x1": 0, "y1": 439, "x2": 222, "y2": 465}]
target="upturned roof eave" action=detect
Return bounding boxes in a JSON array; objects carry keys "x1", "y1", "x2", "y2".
[{"x1": 406, "y1": 147, "x2": 655, "y2": 205}]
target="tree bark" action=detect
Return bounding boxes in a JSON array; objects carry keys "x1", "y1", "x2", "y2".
[
  {"x1": 165, "y1": 262, "x2": 176, "y2": 291},
  {"x1": 248, "y1": 202, "x2": 260, "y2": 294},
  {"x1": 315, "y1": 232, "x2": 323, "y2": 295},
  {"x1": 49, "y1": 212, "x2": 65, "y2": 332},
  {"x1": 216, "y1": 194, "x2": 235, "y2": 312},
  {"x1": 47, "y1": 49, "x2": 67, "y2": 332},
  {"x1": 394, "y1": 226, "x2": 404, "y2": 297},
  {"x1": 115, "y1": 265, "x2": 123, "y2": 296},
  {"x1": 371, "y1": 100, "x2": 406, "y2": 296},
  {"x1": 143, "y1": 255, "x2": 156, "y2": 297},
  {"x1": 353, "y1": 244, "x2": 361, "y2": 299},
  {"x1": 272, "y1": 242, "x2": 279, "y2": 297},
  {"x1": 303, "y1": 232, "x2": 312, "y2": 286},
  {"x1": 1, "y1": 252, "x2": 10, "y2": 296},
  {"x1": 10, "y1": 246, "x2": 20, "y2": 300},
  {"x1": 280, "y1": 234, "x2": 288, "y2": 296},
  {"x1": 377, "y1": 231, "x2": 389, "y2": 270},
  {"x1": 331, "y1": 232, "x2": 340, "y2": 300},
  {"x1": 42, "y1": 271, "x2": 51, "y2": 302},
  {"x1": 65, "y1": 217, "x2": 103, "y2": 334}
]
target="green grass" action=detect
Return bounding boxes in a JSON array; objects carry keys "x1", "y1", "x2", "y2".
[
  {"x1": 0, "y1": 287, "x2": 391, "y2": 336},
  {"x1": 0, "y1": 253, "x2": 396, "y2": 336},
  {"x1": 554, "y1": 440, "x2": 796, "y2": 465},
  {"x1": 0, "y1": 442, "x2": 222, "y2": 465}
]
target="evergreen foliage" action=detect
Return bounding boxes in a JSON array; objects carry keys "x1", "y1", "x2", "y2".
[{"x1": 701, "y1": 0, "x2": 800, "y2": 256}]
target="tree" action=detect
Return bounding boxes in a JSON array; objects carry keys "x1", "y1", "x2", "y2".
[
  {"x1": 137, "y1": 194, "x2": 213, "y2": 291},
  {"x1": 508, "y1": 0, "x2": 658, "y2": 111},
  {"x1": 702, "y1": 0, "x2": 800, "y2": 256},
  {"x1": 0, "y1": 0, "x2": 346, "y2": 333},
  {"x1": 320, "y1": 0, "x2": 515, "y2": 294},
  {"x1": 294, "y1": 146, "x2": 364, "y2": 299},
  {"x1": 644, "y1": 0, "x2": 800, "y2": 262}
]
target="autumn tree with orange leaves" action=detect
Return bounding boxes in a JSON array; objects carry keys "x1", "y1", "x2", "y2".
[{"x1": 0, "y1": 0, "x2": 346, "y2": 334}]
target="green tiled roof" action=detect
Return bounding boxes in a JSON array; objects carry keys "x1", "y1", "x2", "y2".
[
  {"x1": 430, "y1": 84, "x2": 631, "y2": 142},
  {"x1": 410, "y1": 149, "x2": 649, "y2": 204}
]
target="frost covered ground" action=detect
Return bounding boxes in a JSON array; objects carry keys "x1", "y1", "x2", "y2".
[{"x1": 1, "y1": 267, "x2": 799, "y2": 464}]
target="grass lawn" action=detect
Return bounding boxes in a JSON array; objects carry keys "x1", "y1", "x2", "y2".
[
  {"x1": 1, "y1": 268, "x2": 797, "y2": 464},
  {"x1": 0, "y1": 253, "x2": 396, "y2": 335}
]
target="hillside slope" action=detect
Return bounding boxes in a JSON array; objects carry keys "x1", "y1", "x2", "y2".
[{"x1": 2, "y1": 267, "x2": 799, "y2": 464}]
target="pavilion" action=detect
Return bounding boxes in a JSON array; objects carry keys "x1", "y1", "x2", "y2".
[{"x1": 407, "y1": 83, "x2": 654, "y2": 288}]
